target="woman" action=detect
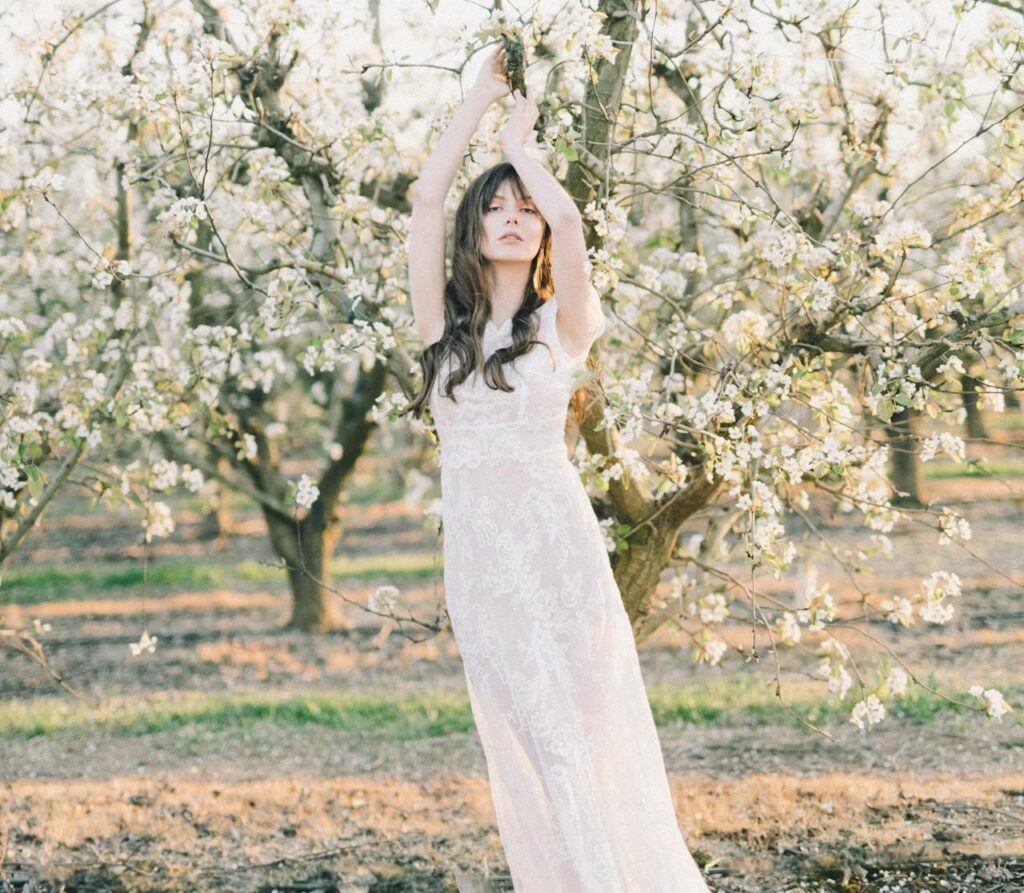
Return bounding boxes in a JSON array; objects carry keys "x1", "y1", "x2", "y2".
[{"x1": 402, "y1": 46, "x2": 712, "y2": 892}]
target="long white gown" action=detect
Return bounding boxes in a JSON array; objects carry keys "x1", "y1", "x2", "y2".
[{"x1": 429, "y1": 295, "x2": 711, "y2": 892}]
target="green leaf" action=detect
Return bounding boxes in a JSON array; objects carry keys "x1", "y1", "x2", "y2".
[
  {"x1": 877, "y1": 399, "x2": 896, "y2": 423},
  {"x1": 554, "y1": 137, "x2": 578, "y2": 161},
  {"x1": 25, "y1": 465, "x2": 46, "y2": 500}
]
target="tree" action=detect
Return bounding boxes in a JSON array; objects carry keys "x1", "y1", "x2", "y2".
[{"x1": 4, "y1": 2, "x2": 411, "y2": 631}]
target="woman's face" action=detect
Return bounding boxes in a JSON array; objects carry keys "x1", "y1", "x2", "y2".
[{"x1": 479, "y1": 179, "x2": 545, "y2": 263}]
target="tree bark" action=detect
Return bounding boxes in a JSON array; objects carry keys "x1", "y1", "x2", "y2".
[
  {"x1": 265, "y1": 511, "x2": 346, "y2": 631},
  {"x1": 196, "y1": 453, "x2": 235, "y2": 539},
  {"x1": 885, "y1": 408, "x2": 923, "y2": 506},
  {"x1": 613, "y1": 475, "x2": 722, "y2": 639},
  {"x1": 961, "y1": 374, "x2": 989, "y2": 441}
]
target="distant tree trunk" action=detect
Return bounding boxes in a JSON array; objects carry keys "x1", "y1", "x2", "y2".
[
  {"x1": 885, "y1": 407, "x2": 923, "y2": 506},
  {"x1": 961, "y1": 374, "x2": 989, "y2": 441},
  {"x1": 197, "y1": 454, "x2": 235, "y2": 539},
  {"x1": 186, "y1": 0, "x2": 393, "y2": 631},
  {"x1": 266, "y1": 510, "x2": 346, "y2": 631}
]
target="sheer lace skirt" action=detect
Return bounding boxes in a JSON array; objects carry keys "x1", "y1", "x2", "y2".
[{"x1": 441, "y1": 455, "x2": 711, "y2": 892}]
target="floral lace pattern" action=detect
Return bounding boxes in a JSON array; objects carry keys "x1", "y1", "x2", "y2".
[{"x1": 429, "y1": 296, "x2": 710, "y2": 892}]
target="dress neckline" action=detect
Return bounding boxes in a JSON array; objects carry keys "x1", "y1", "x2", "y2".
[
  {"x1": 485, "y1": 316, "x2": 513, "y2": 334},
  {"x1": 485, "y1": 297, "x2": 555, "y2": 335}
]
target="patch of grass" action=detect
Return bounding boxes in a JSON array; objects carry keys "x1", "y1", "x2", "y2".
[
  {"x1": 0, "y1": 690, "x2": 475, "y2": 741},
  {"x1": 115, "y1": 691, "x2": 475, "y2": 740},
  {"x1": 1, "y1": 563, "x2": 231, "y2": 603},
  {"x1": 175, "y1": 492, "x2": 260, "y2": 513},
  {"x1": 649, "y1": 675, "x2": 1024, "y2": 728},
  {"x1": 923, "y1": 458, "x2": 1024, "y2": 480},
  {"x1": 3, "y1": 679, "x2": 1019, "y2": 740},
  {"x1": 1, "y1": 553, "x2": 439, "y2": 605}
]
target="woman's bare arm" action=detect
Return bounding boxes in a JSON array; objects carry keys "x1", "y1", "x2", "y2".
[
  {"x1": 408, "y1": 48, "x2": 509, "y2": 346},
  {"x1": 499, "y1": 91, "x2": 603, "y2": 357}
]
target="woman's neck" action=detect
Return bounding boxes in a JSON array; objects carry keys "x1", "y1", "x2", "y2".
[{"x1": 486, "y1": 262, "x2": 532, "y2": 321}]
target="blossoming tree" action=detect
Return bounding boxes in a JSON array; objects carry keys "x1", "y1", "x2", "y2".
[
  {"x1": 2, "y1": 1, "x2": 407, "y2": 632},
  {"x1": 396, "y1": 0, "x2": 1018, "y2": 729}
]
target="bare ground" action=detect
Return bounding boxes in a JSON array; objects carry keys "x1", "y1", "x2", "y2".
[{"x1": 1, "y1": 473, "x2": 1023, "y2": 892}]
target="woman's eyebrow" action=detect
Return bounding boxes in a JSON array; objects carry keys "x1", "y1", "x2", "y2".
[{"x1": 490, "y1": 195, "x2": 534, "y2": 202}]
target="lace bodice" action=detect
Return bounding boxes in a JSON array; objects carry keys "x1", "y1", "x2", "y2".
[{"x1": 428, "y1": 295, "x2": 605, "y2": 471}]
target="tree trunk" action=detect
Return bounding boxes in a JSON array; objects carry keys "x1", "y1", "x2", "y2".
[
  {"x1": 615, "y1": 523, "x2": 686, "y2": 640},
  {"x1": 266, "y1": 510, "x2": 347, "y2": 632},
  {"x1": 960, "y1": 374, "x2": 989, "y2": 441},
  {"x1": 197, "y1": 453, "x2": 235, "y2": 539},
  {"x1": 885, "y1": 407, "x2": 923, "y2": 506}
]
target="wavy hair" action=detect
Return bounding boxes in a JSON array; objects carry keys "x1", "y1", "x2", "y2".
[{"x1": 402, "y1": 161, "x2": 558, "y2": 420}]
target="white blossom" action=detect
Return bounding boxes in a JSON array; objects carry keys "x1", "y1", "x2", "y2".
[
  {"x1": 156, "y1": 197, "x2": 209, "y2": 239},
  {"x1": 920, "y1": 432, "x2": 965, "y2": 463},
  {"x1": 25, "y1": 171, "x2": 64, "y2": 193},
  {"x1": 968, "y1": 685, "x2": 1013, "y2": 721},
  {"x1": 367, "y1": 584, "x2": 400, "y2": 614},
  {"x1": 142, "y1": 501, "x2": 175, "y2": 542},
  {"x1": 294, "y1": 473, "x2": 320, "y2": 509},
  {"x1": 850, "y1": 694, "x2": 886, "y2": 731},
  {"x1": 129, "y1": 627, "x2": 159, "y2": 656},
  {"x1": 886, "y1": 665, "x2": 910, "y2": 697},
  {"x1": 937, "y1": 508, "x2": 971, "y2": 545},
  {"x1": 721, "y1": 310, "x2": 770, "y2": 353}
]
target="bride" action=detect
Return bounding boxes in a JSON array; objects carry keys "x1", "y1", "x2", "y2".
[{"x1": 401, "y1": 45, "x2": 713, "y2": 892}]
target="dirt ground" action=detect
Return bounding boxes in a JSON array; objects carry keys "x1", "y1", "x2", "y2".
[{"x1": 1, "y1": 469, "x2": 1022, "y2": 892}]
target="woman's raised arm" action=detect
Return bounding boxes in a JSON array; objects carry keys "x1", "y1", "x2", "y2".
[
  {"x1": 499, "y1": 90, "x2": 603, "y2": 359},
  {"x1": 408, "y1": 47, "x2": 510, "y2": 346}
]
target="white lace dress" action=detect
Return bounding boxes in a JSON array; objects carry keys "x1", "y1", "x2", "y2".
[{"x1": 429, "y1": 295, "x2": 711, "y2": 892}]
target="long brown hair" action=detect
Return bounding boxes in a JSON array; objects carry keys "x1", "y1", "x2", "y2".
[{"x1": 402, "y1": 162, "x2": 556, "y2": 419}]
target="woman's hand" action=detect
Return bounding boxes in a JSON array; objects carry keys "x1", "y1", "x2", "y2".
[
  {"x1": 499, "y1": 89, "x2": 539, "y2": 153},
  {"x1": 469, "y1": 45, "x2": 510, "y2": 106}
]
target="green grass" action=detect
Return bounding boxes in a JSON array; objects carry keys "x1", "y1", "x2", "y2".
[
  {"x1": 2, "y1": 678, "x2": 1019, "y2": 740},
  {"x1": 650, "y1": 675, "x2": 1023, "y2": 727},
  {"x1": 0, "y1": 552, "x2": 440, "y2": 605},
  {"x1": 923, "y1": 458, "x2": 1024, "y2": 480},
  {"x1": 0, "y1": 690, "x2": 475, "y2": 740}
]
